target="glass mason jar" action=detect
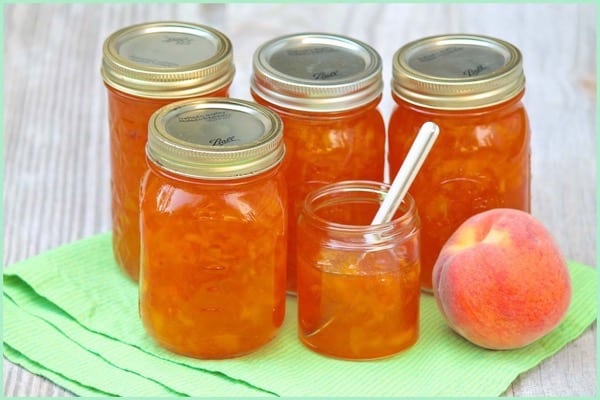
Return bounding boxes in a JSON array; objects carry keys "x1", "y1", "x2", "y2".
[
  {"x1": 251, "y1": 33, "x2": 386, "y2": 294},
  {"x1": 139, "y1": 98, "x2": 287, "y2": 359},
  {"x1": 101, "y1": 21, "x2": 235, "y2": 281},
  {"x1": 297, "y1": 181, "x2": 421, "y2": 360},
  {"x1": 388, "y1": 34, "x2": 531, "y2": 291}
]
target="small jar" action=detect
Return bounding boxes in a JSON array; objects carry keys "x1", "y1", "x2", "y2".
[
  {"x1": 139, "y1": 98, "x2": 287, "y2": 359},
  {"x1": 101, "y1": 21, "x2": 235, "y2": 281},
  {"x1": 297, "y1": 181, "x2": 421, "y2": 360},
  {"x1": 251, "y1": 33, "x2": 386, "y2": 293},
  {"x1": 388, "y1": 34, "x2": 531, "y2": 291}
]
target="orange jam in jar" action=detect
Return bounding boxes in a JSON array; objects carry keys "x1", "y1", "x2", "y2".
[
  {"x1": 139, "y1": 98, "x2": 287, "y2": 359},
  {"x1": 101, "y1": 21, "x2": 235, "y2": 281},
  {"x1": 251, "y1": 33, "x2": 386, "y2": 293},
  {"x1": 388, "y1": 34, "x2": 531, "y2": 291},
  {"x1": 297, "y1": 181, "x2": 421, "y2": 360}
]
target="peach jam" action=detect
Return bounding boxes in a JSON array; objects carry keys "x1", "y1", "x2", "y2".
[
  {"x1": 388, "y1": 34, "x2": 531, "y2": 291},
  {"x1": 101, "y1": 21, "x2": 234, "y2": 281},
  {"x1": 140, "y1": 98, "x2": 287, "y2": 359},
  {"x1": 297, "y1": 181, "x2": 421, "y2": 359},
  {"x1": 251, "y1": 33, "x2": 386, "y2": 293}
]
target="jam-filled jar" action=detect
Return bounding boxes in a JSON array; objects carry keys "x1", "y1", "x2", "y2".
[
  {"x1": 139, "y1": 98, "x2": 287, "y2": 359},
  {"x1": 251, "y1": 33, "x2": 386, "y2": 293},
  {"x1": 388, "y1": 34, "x2": 531, "y2": 291},
  {"x1": 297, "y1": 181, "x2": 421, "y2": 360},
  {"x1": 101, "y1": 21, "x2": 235, "y2": 281}
]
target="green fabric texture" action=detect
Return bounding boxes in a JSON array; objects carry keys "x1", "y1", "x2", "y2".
[{"x1": 3, "y1": 233, "x2": 597, "y2": 397}]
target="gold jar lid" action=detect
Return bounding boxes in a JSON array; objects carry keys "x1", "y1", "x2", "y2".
[
  {"x1": 101, "y1": 21, "x2": 235, "y2": 99},
  {"x1": 392, "y1": 34, "x2": 525, "y2": 110},
  {"x1": 251, "y1": 32, "x2": 383, "y2": 112},
  {"x1": 147, "y1": 98, "x2": 285, "y2": 179}
]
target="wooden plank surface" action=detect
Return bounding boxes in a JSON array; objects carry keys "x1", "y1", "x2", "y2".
[{"x1": 3, "y1": 3, "x2": 597, "y2": 397}]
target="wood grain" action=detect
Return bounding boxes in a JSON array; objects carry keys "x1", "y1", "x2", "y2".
[{"x1": 3, "y1": 3, "x2": 596, "y2": 397}]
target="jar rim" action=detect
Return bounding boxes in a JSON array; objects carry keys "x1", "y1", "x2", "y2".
[{"x1": 301, "y1": 180, "x2": 420, "y2": 240}]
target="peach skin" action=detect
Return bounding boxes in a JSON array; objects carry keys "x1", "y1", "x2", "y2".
[{"x1": 432, "y1": 208, "x2": 572, "y2": 350}]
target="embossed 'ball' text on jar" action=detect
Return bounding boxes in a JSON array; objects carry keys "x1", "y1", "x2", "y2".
[
  {"x1": 101, "y1": 21, "x2": 235, "y2": 281},
  {"x1": 139, "y1": 98, "x2": 287, "y2": 359},
  {"x1": 251, "y1": 33, "x2": 386, "y2": 294},
  {"x1": 388, "y1": 34, "x2": 531, "y2": 291}
]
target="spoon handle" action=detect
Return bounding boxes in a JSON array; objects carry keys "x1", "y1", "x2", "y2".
[{"x1": 371, "y1": 121, "x2": 439, "y2": 225}]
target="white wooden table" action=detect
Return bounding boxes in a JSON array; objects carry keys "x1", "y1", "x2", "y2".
[{"x1": 3, "y1": 3, "x2": 596, "y2": 397}]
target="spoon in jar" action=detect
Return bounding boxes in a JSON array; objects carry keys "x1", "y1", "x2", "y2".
[
  {"x1": 371, "y1": 121, "x2": 439, "y2": 226},
  {"x1": 359, "y1": 121, "x2": 439, "y2": 261},
  {"x1": 305, "y1": 122, "x2": 439, "y2": 338}
]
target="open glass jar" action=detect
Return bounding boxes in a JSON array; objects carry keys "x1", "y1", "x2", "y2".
[{"x1": 297, "y1": 181, "x2": 421, "y2": 360}]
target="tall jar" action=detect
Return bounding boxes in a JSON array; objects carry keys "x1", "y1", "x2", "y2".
[
  {"x1": 101, "y1": 21, "x2": 235, "y2": 281},
  {"x1": 251, "y1": 33, "x2": 386, "y2": 293},
  {"x1": 139, "y1": 98, "x2": 287, "y2": 359},
  {"x1": 388, "y1": 34, "x2": 531, "y2": 291},
  {"x1": 297, "y1": 181, "x2": 421, "y2": 360}
]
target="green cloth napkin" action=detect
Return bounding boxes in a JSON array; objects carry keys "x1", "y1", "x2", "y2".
[{"x1": 3, "y1": 233, "x2": 597, "y2": 397}]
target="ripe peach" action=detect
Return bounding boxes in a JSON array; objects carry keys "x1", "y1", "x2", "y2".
[{"x1": 432, "y1": 208, "x2": 572, "y2": 350}]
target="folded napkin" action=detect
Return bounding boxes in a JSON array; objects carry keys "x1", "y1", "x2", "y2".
[{"x1": 3, "y1": 233, "x2": 597, "y2": 397}]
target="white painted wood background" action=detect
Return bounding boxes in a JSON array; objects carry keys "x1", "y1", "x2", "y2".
[{"x1": 3, "y1": 3, "x2": 597, "y2": 397}]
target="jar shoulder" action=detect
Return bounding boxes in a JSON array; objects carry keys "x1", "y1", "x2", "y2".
[
  {"x1": 389, "y1": 101, "x2": 530, "y2": 147},
  {"x1": 140, "y1": 169, "x2": 287, "y2": 220}
]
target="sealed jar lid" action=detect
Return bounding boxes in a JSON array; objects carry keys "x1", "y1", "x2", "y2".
[
  {"x1": 101, "y1": 21, "x2": 235, "y2": 99},
  {"x1": 392, "y1": 34, "x2": 525, "y2": 110},
  {"x1": 251, "y1": 32, "x2": 383, "y2": 112},
  {"x1": 147, "y1": 98, "x2": 285, "y2": 179}
]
